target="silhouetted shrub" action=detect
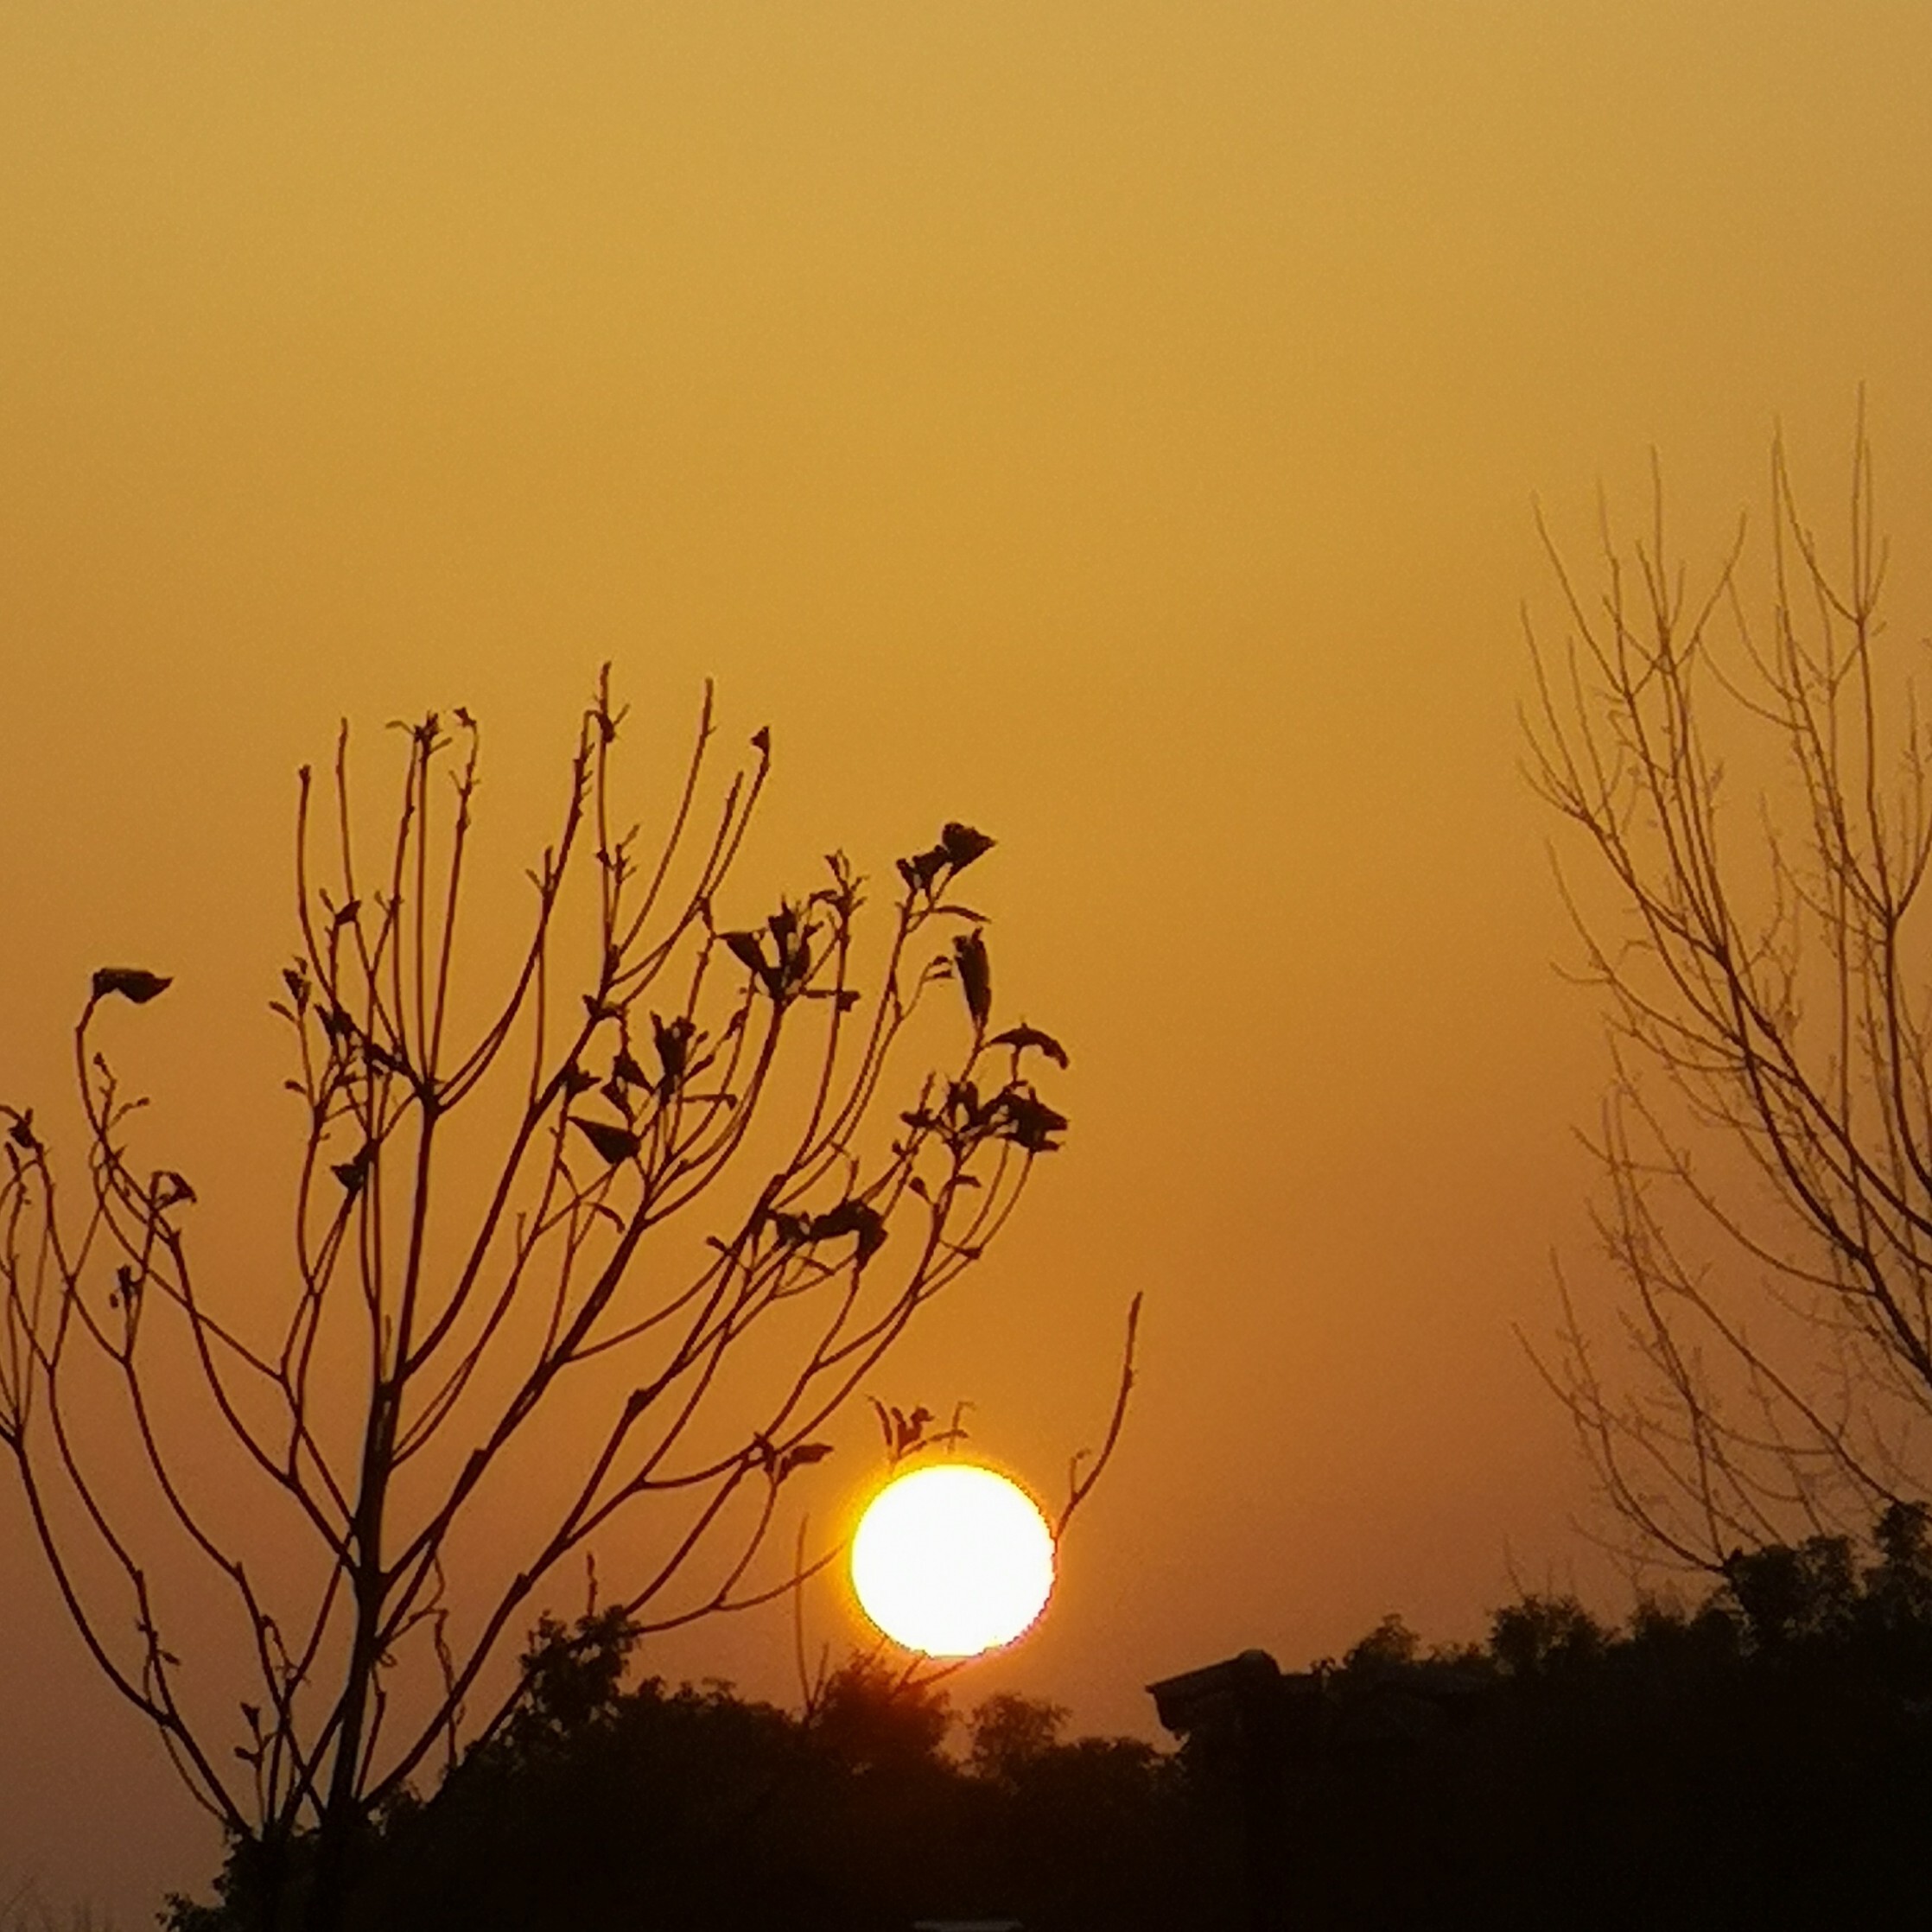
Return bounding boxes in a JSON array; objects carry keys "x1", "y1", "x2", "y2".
[{"x1": 168, "y1": 1509, "x2": 1932, "y2": 1932}]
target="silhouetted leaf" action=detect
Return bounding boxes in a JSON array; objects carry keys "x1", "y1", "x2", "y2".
[
  {"x1": 333, "y1": 1147, "x2": 373, "y2": 1198},
  {"x1": 871, "y1": 1401, "x2": 936, "y2": 1461},
  {"x1": 953, "y1": 931, "x2": 991, "y2": 1030},
  {"x1": 898, "y1": 847, "x2": 948, "y2": 894},
  {"x1": 723, "y1": 930, "x2": 765, "y2": 973},
  {"x1": 652, "y1": 1014, "x2": 696, "y2": 1092},
  {"x1": 809, "y1": 1198, "x2": 887, "y2": 1267},
  {"x1": 722, "y1": 931, "x2": 779, "y2": 998},
  {"x1": 993, "y1": 1089, "x2": 1068, "y2": 1154},
  {"x1": 572, "y1": 1117, "x2": 640, "y2": 1166},
  {"x1": 989, "y1": 1023, "x2": 1070, "y2": 1068},
  {"x1": 938, "y1": 822, "x2": 995, "y2": 872},
  {"x1": 92, "y1": 967, "x2": 171, "y2": 1006},
  {"x1": 776, "y1": 1441, "x2": 834, "y2": 1481},
  {"x1": 898, "y1": 823, "x2": 995, "y2": 901},
  {"x1": 767, "y1": 1209, "x2": 810, "y2": 1247}
]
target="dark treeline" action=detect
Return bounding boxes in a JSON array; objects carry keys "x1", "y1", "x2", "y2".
[
  {"x1": 1274, "y1": 1501, "x2": 1932, "y2": 1930},
  {"x1": 166, "y1": 1619, "x2": 1205, "y2": 1932},
  {"x1": 169, "y1": 1504, "x2": 1932, "y2": 1932}
]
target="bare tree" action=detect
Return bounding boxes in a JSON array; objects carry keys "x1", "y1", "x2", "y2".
[
  {"x1": 0, "y1": 672, "x2": 1106, "y2": 1929},
  {"x1": 1524, "y1": 410, "x2": 1932, "y2": 1574}
]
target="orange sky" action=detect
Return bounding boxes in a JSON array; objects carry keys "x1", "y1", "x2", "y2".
[{"x1": 3, "y1": 1, "x2": 1931, "y2": 1915}]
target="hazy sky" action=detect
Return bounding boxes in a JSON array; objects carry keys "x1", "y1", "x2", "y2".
[{"x1": 3, "y1": 1, "x2": 1930, "y2": 1914}]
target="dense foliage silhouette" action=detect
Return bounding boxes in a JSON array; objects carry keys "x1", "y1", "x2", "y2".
[
  {"x1": 1281, "y1": 1505, "x2": 1932, "y2": 1929},
  {"x1": 166, "y1": 1504, "x2": 1932, "y2": 1931},
  {"x1": 165, "y1": 1625, "x2": 1209, "y2": 1932}
]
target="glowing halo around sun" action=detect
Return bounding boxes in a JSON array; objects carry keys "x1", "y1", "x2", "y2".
[{"x1": 849, "y1": 1463, "x2": 1057, "y2": 1657}]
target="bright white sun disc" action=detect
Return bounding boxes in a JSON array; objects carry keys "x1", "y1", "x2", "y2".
[{"x1": 850, "y1": 1463, "x2": 1056, "y2": 1657}]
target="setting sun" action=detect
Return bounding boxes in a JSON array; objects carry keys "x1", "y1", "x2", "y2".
[{"x1": 850, "y1": 1463, "x2": 1057, "y2": 1657}]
